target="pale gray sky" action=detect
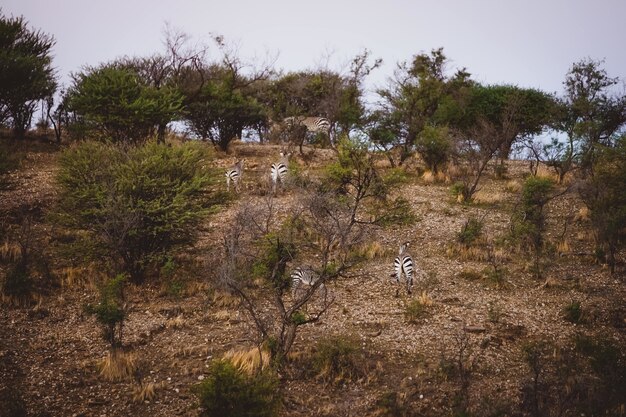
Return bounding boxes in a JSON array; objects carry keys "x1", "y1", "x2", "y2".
[{"x1": 3, "y1": 0, "x2": 626, "y2": 96}]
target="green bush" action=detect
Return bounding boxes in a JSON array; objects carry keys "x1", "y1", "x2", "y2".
[
  {"x1": 311, "y1": 335, "x2": 368, "y2": 384},
  {"x1": 457, "y1": 217, "x2": 484, "y2": 246},
  {"x1": 194, "y1": 360, "x2": 280, "y2": 417},
  {"x1": 415, "y1": 125, "x2": 451, "y2": 174},
  {"x1": 85, "y1": 274, "x2": 126, "y2": 348},
  {"x1": 56, "y1": 141, "x2": 214, "y2": 280},
  {"x1": 563, "y1": 301, "x2": 584, "y2": 323}
]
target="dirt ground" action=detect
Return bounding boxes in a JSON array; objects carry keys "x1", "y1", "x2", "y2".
[{"x1": 1, "y1": 140, "x2": 624, "y2": 417}]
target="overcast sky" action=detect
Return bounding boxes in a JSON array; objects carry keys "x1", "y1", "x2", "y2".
[{"x1": 3, "y1": 0, "x2": 626, "y2": 96}]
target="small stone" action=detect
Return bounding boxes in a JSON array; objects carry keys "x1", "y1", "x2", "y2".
[{"x1": 198, "y1": 375, "x2": 205, "y2": 381}]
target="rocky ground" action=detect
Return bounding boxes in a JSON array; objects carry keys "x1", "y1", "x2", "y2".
[{"x1": 0, "y1": 140, "x2": 624, "y2": 417}]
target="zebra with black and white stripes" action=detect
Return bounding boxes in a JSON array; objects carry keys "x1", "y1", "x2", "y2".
[
  {"x1": 283, "y1": 116, "x2": 331, "y2": 136},
  {"x1": 392, "y1": 242, "x2": 414, "y2": 296},
  {"x1": 270, "y1": 152, "x2": 290, "y2": 193},
  {"x1": 225, "y1": 160, "x2": 244, "y2": 192},
  {"x1": 291, "y1": 266, "x2": 326, "y2": 299}
]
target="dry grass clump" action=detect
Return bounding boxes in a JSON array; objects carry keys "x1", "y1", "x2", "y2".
[
  {"x1": 536, "y1": 165, "x2": 560, "y2": 182},
  {"x1": 212, "y1": 309, "x2": 232, "y2": 321},
  {"x1": 353, "y1": 241, "x2": 387, "y2": 260},
  {"x1": 405, "y1": 292, "x2": 434, "y2": 323},
  {"x1": 505, "y1": 180, "x2": 522, "y2": 193},
  {"x1": 98, "y1": 350, "x2": 137, "y2": 381},
  {"x1": 472, "y1": 189, "x2": 505, "y2": 205},
  {"x1": 212, "y1": 290, "x2": 240, "y2": 308},
  {"x1": 222, "y1": 346, "x2": 271, "y2": 375},
  {"x1": 421, "y1": 170, "x2": 449, "y2": 184},
  {"x1": 310, "y1": 335, "x2": 372, "y2": 385},
  {"x1": 574, "y1": 206, "x2": 590, "y2": 222},
  {"x1": 59, "y1": 263, "x2": 101, "y2": 288},
  {"x1": 132, "y1": 381, "x2": 166, "y2": 403},
  {"x1": 166, "y1": 314, "x2": 186, "y2": 329},
  {"x1": 0, "y1": 240, "x2": 21, "y2": 262},
  {"x1": 556, "y1": 239, "x2": 572, "y2": 256}
]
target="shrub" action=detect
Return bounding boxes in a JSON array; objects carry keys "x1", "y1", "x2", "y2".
[
  {"x1": 563, "y1": 301, "x2": 584, "y2": 323},
  {"x1": 457, "y1": 217, "x2": 484, "y2": 246},
  {"x1": 404, "y1": 294, "x2": 433, "y2": 323},
  {"x1": 194, "y1": 360, "x2": 280, "y2": 417},
  {"x1": 311, "y1": 335, "x2": 368, "y2": 384},
  {"x1": 56, "y1": 141, "x2": 215, "y2": 280},
  {"x1": 85, "y1": 274, "x2": 126, "y2": 348},
  {"x1": 415, "y1": 125, "x2": 451, "y2": 174}
]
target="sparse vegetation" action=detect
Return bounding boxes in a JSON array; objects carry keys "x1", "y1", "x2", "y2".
[
  {"x1": 194, "y1": 359, "x2": 280, "y2": 417},
  {"x1": 310, "y1": 335, "x2": 369, "y2": 385}
]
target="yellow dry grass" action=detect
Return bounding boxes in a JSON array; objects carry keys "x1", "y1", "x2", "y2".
[
  {"x1": 416, "y1": 291, "x2": 434, "y2": 306},
  {"x1": 0, "y1": 240, "x2": 21, "y2": 262},
  {"x1": 166, "y1": 315, "x2": 186, "y2": 329},
  {"x1": 132, "y1": 381, "x2": 166, "y2": 403},
  {"x1": 59, "y1": 264, "x2": 101, "y2": 289},
  {"x1": 574, "y1": 206, "x2": 590, "y2": 222},
  {"x1": 556, "y1": 240, "x2": 572, "y2": 256},
  {"x1": 472, "y1": 189, "x2": 505, "y2": 205},
  {"x1": 98, "y1": 350, "x2": 136, "y2": 382},
  {"x1": 222, "y1": 346, "x2": 271, "y2": 375},
  {"x1": 421, "y1": 170, "x2": 448, "y2": 184},
  {"x1": 212, "y1": 290, "x2": 239, "y2": 308},
  {"x1": 354, "y1": 241, "x2": 386, "y2": 260},
  {"x1": 505, "y1": 180, "x2": 522, "y2": 193},
  {"x1": 212, "y1": 309, "x2": 231, "y2": 321}
]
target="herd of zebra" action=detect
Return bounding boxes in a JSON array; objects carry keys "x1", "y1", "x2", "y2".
[{"x1": 224, "y1": 117, "x2": 416, "y2": 298}]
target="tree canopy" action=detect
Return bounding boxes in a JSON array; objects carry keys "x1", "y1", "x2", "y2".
[{"x1": 0, "y1": 13, "x2": 57, "y2": 137}]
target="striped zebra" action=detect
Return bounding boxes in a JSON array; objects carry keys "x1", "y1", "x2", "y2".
[
  {"x1": 283, "y1": 116, "x2": 331, "y2": 136},
  {"x1": 270, "y1": 152, "x2": 290, "y2": 193},
  {"x1": 225, "y1": 160, "x2": 244, "y2": 192},
  {"x1": 291, "y1": 266, "x2": 326, "y2": 299},
  {"x1": 392, "y1": 242, "x2": 414, "y2": 296}
]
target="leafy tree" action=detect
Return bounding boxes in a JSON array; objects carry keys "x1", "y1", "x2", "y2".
[
  {"x1": 0, "y1": 13, "x2": 57, "y2": 138},
  {"x1": 415, "y1": 125, "x2": 451, "y2": 173},
  {"x1": 579, "y1": 136, "x2": 626, "y2": 273},
  {"x1": 56, "y1": 141, "x2": 214, "y2": 280},
  {"x1": 182, "y1": 64, "x2": 266, "y2": 151},
  {"x1": 86, "y1": 274, "x2": 126, "y2": 349},
  {"x1": 65, "y1": 65, "x2": 183, "y2": 144},
  {"x1": 375, "y1": 48, "x2": 473, "y2": 165},
  {"x1": 460, "y1": 84, "x2": 557, "y2": 159},
  {"x1": 511, "y1": 176, "x2": 555, "y2": 278},
  {"x1": 562, "y1": 58, "x2": 626, "y2": 173}
]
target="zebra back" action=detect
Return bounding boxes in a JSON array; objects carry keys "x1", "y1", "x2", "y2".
[
  {"x1": 271, "y1": 152, "x2": 290, "y2": 187},
  {"x1": 284, "y1": 116, "x2": 330, "y2": 135},
  {"x1": 225, "y1": 160, "x2": 244, "y2": 191}
]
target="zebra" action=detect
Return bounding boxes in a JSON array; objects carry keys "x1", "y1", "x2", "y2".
[
  {"x1": 291, "y1": 266, "x2": 326, "y2": 299},
  {"x1": 270, "y1": 152, "x2": 290, "y2": 193},
  {"x1": 225, "y1": 160, "x2": 244, "y2": 192},
  {"x1": 392, "y1": 242, "x2": 414, "y2": 296},
  {"x1": 283, "y1": 116, "x2": 331, "y2": 136}
]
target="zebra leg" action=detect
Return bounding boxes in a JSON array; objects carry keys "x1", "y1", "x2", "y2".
[
  {"x1": 226, "y1": 176, "x2": 231, "y2": 192},
  {"x1": 407, "y1": 270, "x2": 413, "y2": 295}
]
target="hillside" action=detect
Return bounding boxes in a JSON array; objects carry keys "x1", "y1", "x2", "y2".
[{"x1": 0, "y1": 139, "x2": 624, "y2": 417}]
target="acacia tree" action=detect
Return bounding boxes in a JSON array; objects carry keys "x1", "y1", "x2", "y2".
[
  {"x1": 562, "y1": 58, "x2": 626, "y2": 174},
  {"x1": 374, "y1": 48, "x2": 472, "y2": 166},
  {"x1": 0, "y1": 13, "x2": 57, "y2": 138},
  {"x1": 579, "y1": 135, "x2": 626, "y2": 274},
  {"x1": 65, "y1": 65, "x2": 183, "y2": 144},
  {"x1": 181, "y1": 36, "x2": 271, "y2": 151}
]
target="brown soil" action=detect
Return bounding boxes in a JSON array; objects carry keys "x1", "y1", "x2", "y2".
[{"x1": 0, "y1": 140, "x2": 624, "y2": 417}]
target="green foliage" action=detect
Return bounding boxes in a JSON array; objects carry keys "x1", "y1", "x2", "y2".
[
  {"x1": 0, "y1": 13, "x2": 57, "y2": 137},
  {"x1": 311, "y1": 335, "x2": 367, "y2": 384},
  {"x1": 404, "y1": 299, "x2": 430, "y2": 323},
  {"x1": 66, "y1": 65, "x2": 182, "y2": 143},
  {"x1": 563, "y1": 301, "x2": 584, "y2": 323},
  {"x1": 251, "y1": 233, "x2": 295, "y2": 291},
  {"x1": 193, "y1": 360, "x2": 280, "y2": 417},
  {"x1": 579, "y1": 137, "x2": 626, "y2": 273},
  {"x1": 85, "y1": 274, "x2": 126, "y2": 348},
  {"x1": 182, "y1": 64, "x2": 265, "y2": 151},
  {"x1": 56, "y1": 141, "x2": 213, "y2": 280},
  {"x1": 374, "y1": 197, "x2": 417, "y2": 227},
  {"x1": 415, "y1": 125, "x2": 451, "y2": 173},
  {"x1": 291, "y1": 310, "x2": 307, "y2": 325},
  {"x1": 1, "y1": 260, "x2": 33, "y2": 305},
  {"x1": 457, "y1": 217, "x2": 483, "y2": 246},
  {"x1": 511, "y1": 176, "x2": 554, "y2": 278}
]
